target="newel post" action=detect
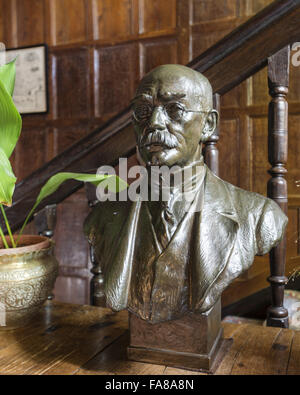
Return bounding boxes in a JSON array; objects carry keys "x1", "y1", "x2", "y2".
[
  {"x1": 266, "y1": 46, "x2": 290, "y2": 328},
  {"x1": 203, "y1": 93, "x2": 220, "y2": 176}
]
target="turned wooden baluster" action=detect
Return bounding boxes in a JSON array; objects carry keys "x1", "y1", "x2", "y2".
[
  {"x1": 34, "y1": 204, "x2": 57, "y2": 238},
  {"x1": 89, "y1": 245, "x2": 106, "y2": 307},
  {"x1": 203, "y1": 93, "x2": 220, "y2": 176},
  {"x1": 266, "y1": 46, "x2": 290, "y2": 328},
  {"x1": 34, "y1": 204, "x2": 57, "y2": 300},
  {"x1": 85, "y1": 183, "x2": 106, "y2": 307}
]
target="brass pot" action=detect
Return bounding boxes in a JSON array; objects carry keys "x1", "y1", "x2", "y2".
[{"x1": 0, "y1": 235, "x2": 58, "y2": 330}]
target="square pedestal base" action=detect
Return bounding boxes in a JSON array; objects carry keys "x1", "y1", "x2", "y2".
[{"x1": 127, "y1": 300, "x2": 231, "y2": 373}]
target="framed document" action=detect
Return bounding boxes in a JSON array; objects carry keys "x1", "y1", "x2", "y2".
[{"x1": 5, "y1": 44, "x2": 48, "y2": 115}]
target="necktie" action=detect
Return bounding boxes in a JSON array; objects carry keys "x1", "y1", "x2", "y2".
[{"x1": 156, "y1": 202, "x2": 177, "y2": 249}]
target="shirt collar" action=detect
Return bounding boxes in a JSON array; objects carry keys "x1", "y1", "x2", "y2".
[{"x1": 148, "y1": 157, "x2": 206, "y2": 220}]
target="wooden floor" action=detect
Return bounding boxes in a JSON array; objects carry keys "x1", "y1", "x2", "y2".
[{"x1": 0, "y1": 301, "x2": 299, "y2": 375}]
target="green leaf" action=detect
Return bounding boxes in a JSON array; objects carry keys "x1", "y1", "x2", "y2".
[
  {"x1": 17, "y1": 172, "x2": 128, "y2": 245},
  {"x1": 0, "y1": 147, "x2": 17, "y2": 206},
  {"x1": 0, "y1": 67, "x2": 22, "y2": 159},
  {"x1": 35, "y1": 172, "x2": 127, "y2": 208},
  {"x1": 0, "y1": 59, "x2": 17, "y2": 96}
]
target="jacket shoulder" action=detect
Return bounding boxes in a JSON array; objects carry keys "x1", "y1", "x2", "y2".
[
  {"x1": 219, "y1": 177, "x2": 288, "y2": 255},
  {"x1": 83, "y1": 199, "x2": 133, "y2": 243}
]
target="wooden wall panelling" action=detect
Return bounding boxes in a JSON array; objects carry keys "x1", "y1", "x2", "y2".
[
  {"x1": 176, "y1": 0, "x2": 192, "y2": 64},
  {"x1": 139, "y1": 38, "x2": 178, "y2": 77},
  {"x1": 247, "y1": 0, "x2": 274, "y2": 15},
  {"x1": 191, "y1": 1, "x2": 247, "y2": 109},
  {"x1": 287, "y1": 115, "x2": 300, "y2": 195},
  {"x1": 298, "y1": 208, "x2": 300, "y2": 257},
  {"x1": 53, "y1": 190, "x2": 91, "y2": 305},
  {"x1": 0, "y1": 0, "x2": 5, "y2": 43},
  {"x1": 287, "y1": 208, "x2": 299, "y2": 259},
  {"x1": 2, "y1": 0, "x2": 18, "y2": 48},
  {"x1": 192, "y1": 0, "x2": 239, "y2": 23},
  {"x1": 14, "y1": 0, "x2": 46, "y2": 47},
  {"x1": 220, "y1": 84, "x2": 245, "y2": 109},
  {"x1": 190, "y1": 0, "x2": 246, "y2": 57},
  {"x1": 53, "y1": 124, "x2": 94, "y2": 157},
  {"x1": 248, "y1": 67, "x2": 269, "y2": 107},
  {"x1": 237, "y1": 114, "x2": 253, "y2": 192},
  {"x1": 218, "y1": 118, "x2": 240, "y2": 186},
  {"x1": 48, "y1": 0, "x2": 89, "y2": 46},
  {"x1": 94, "y1": 43, "x2": 139, "y2": 118},
  {"x1": 14, "y1": 127, "x2": 51, "y2": 180},
  {"x1": 139, "y1": 0, "x2": 177, "y2": 35},
  {"x1": 249, "y1": 116, "x2": 269, "y2": 196},
  {"x1": 289, "y1": 51, "x2": 300, "y2": 102},
  {"x1": 91, "y1": 0, "x2": 139, "y2": 42},
  {"x1": 53, "y1": 47, "x2": 91, "y2": 120},
  {"x1": 191, "y1": 23, "x2": 234, "y2": 58}
]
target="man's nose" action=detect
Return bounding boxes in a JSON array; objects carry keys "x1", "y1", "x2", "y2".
[{"x1": 148, "y1": 106, "x2": 166, "y2": 130}]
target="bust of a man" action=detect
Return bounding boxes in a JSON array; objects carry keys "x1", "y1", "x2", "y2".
[{"x1": 84, "y1": 64, "x2": 287, "y2": 324}]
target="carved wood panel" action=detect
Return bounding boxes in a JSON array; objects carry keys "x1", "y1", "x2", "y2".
[
  {"x1": 140, "y1": 38, "x2": 178, "y2": 76},
  {"x1": 218, "y1": 118, "x2": 240, "y2": 186},
  {"x1": 192, "y1": 0, "x2": 238, "y2": 23},
  {"x1": 288, "y1": 115, "x2": 300, "y2": 195},
  {"x1": 92, "y1": 0, "x2": 139, "y2": 41},
  {"x1": 248, "y1": 0, "x2": 273, "y2": 14},
  {"x1": 48, "y1": 0, "x2": 89, "y2": 45},
  {"x1": 0, "y1": 0, "x2": 4, "y2": 43},
  {"x1": 53, "y1": 48, "x2": 91, "y2": 119},
  {"x1": 289, "y1": 61, "x2": 300, "y2": 102},
  {"x1": 15, "y1": 127, "x2": 52, "y2": 180},
  {"x1": 94, "y1": 43, "x2": 139, "y2": 117},
  {"x1": 15, "y1": 0, "x2": 46, "y2": 46},
  {"x1": 53, "y1": 124, "x2": 94, "y2": 156},
  {"x1": 139, "y1": 0, "x2": 176, "y2": 34},
  {"x1": 53, "y1": 190, "x2": 91, "y2": 305}
]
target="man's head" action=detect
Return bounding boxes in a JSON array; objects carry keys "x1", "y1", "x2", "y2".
[{"x1": 132, "y1": 64, "x2": 218, "y2": 168}]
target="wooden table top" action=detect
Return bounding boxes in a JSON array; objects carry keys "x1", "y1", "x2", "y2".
[{"x1": 0, "y1": 301, "x2": 299, "y2": 375}]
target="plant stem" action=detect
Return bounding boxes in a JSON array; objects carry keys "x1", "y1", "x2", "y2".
[
  {"x1": 16, "y1": 204, "x2": 37, "y2": 247},
  {"x1": 0, "y1": 204, "x2": 16, "y2": 248},
  {"x1": 0, "y1": 225, "x2": 9, "y2": 249}
]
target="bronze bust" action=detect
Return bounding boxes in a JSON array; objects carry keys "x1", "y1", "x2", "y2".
[{"x1": 84, "y1": 64, "x2": 288, "y2": 324}]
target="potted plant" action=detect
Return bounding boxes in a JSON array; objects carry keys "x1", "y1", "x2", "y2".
[{"x1": 0, "y1": 60, "x2": 126, "y2": 329}]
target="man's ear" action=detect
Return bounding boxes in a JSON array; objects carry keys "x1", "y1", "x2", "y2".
[{"x1": 200, "y1": 110, "x2": 219, "y2": 143}]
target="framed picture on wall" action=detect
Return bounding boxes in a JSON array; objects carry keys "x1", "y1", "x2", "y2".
[{"x1": 5, "y1": 44, "x2": 48, "y2": 115}]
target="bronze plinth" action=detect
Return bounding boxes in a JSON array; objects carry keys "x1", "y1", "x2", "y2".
[{"x1": 127, "y1": 300, "x2": 232, "y2": 372}]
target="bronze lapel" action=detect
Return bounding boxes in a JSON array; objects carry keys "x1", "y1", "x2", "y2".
[{"x1": 191, "y1": 168, "x2": 240, "y2": 311}]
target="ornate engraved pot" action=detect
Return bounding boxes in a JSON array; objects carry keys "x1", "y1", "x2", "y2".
[{"x1": 0, "y1": 235, "x2": 58, "y2": 330}]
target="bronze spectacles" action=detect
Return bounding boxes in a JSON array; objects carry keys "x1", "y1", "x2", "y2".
[{"x1": 132, "y1": 102, "x2": 209, "y2": 123}]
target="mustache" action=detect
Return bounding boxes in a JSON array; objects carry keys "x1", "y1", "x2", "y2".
[{"x1": 139, "y1": 130, "x2": 178, "y2": 149}]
